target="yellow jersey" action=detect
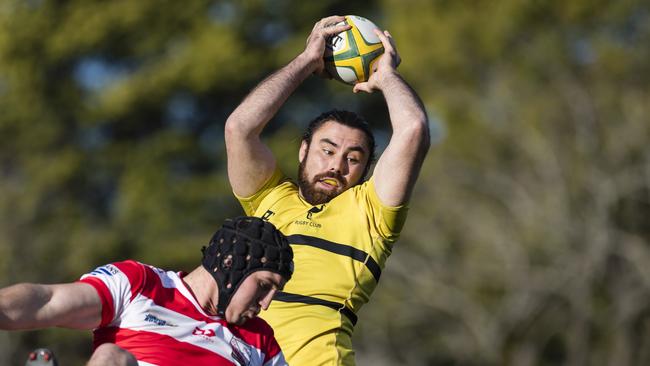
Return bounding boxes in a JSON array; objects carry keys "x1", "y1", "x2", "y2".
[{"x1": 236, "y1": 168, "x2": 408, "y2": 365}]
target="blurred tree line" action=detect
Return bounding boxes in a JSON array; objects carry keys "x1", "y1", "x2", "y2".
[{"x1": 1, "y1": 0, "x2": 649, "y2": 365}]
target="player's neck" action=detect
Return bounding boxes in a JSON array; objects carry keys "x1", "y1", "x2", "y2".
[{"x1": 183, "y1": 266, "x2": 219, "y2": 315}]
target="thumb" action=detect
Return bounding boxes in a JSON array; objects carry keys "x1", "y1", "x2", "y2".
[{"x1": 353, "y1": 82, "x2": 374, "y2": 94}]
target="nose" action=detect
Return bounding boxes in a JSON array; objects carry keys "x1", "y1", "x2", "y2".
[
  {"x1": 259, "y1": 289, "x2": 277, "y2": 310},
  {"x1": 329, "y1": 156, "x2": 348, "y2": 175}
]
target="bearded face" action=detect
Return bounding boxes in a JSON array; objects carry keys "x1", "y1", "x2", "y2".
[
  {"x1": 297, "y1": 153, "x2": 348, "y2": 205},
  {"x1": 296, "y1": 121, "x2": 370, "y2": 205}
]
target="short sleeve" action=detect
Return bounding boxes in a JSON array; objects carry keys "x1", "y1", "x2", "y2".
[
  {"x1": 365, "y1": 177, "x2": 410, "y2": 241},
  {"x1": 78, "y1": 260, "x2": 146, "y2": 327},
  {"x1": 235, "y1": 167, "x2": 287, "y2": 215}
]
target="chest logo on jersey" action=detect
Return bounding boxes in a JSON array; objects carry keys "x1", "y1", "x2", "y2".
[
  {"x1": 261, "y1": 210, "x2": 275, "y2": 221},
  {"x1": 293, "y1": 205, "x2": 325, "y2": 228},
  {"x1": 192, "y1": 326, "x2": 216, "y2": 337},
  {"x1": 306, "y1": 205, "x2": 324, "y2": 220},
  {"x1": 230, "y1": 336, "x2": 253, "y2": 366}
]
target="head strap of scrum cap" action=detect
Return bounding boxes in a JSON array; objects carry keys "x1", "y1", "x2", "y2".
[{"x1": 201, "y1": 216, "x2": 293, "y2": 316}]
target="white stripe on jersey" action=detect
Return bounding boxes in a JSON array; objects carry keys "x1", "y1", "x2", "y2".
[{"x1": 82, "y1": 263, "x2": 132, "y2": 324}]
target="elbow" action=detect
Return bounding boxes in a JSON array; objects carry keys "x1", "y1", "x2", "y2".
[
  {"x1": 419, "y1": 116, "x2": 432, "y2": 152},
  {"x1": 411, "y1": 120, "x2": 431, "y2": 163},
  {"x1": 422, "y1": 123, "x2": 431, "y2": 153},
  {"x1": 225, "y1": 114, "x2": 261, "y2": 143},
  {"x1": 224, "y1": 115, "x2": 248, "y2": 144},
  {"x1": 224, "y1": 115, "x2": 240, "y2": 140},
  {"x1": 407, "y1": 118, "x2": 431, "y2": 153}
]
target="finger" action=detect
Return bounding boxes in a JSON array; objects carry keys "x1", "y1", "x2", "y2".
[
  {"x1": 307, "y1": 24, "x2": 350, "y2": 46},
  {"x1": 384, "y1": 30, "x2": 397, "y2": 50},
  {"x1": 323, "y1": 24, "x2": 351, "y2": 36},
  {"x1": 314, "y1": 16, "x2": 345, "y2": 34},
  {"x1": 318, "y1": 15, "x2": 347, "y2": 26},
  {"x1": 373, "y1": 29, "x2": 401, "y2": 68},
  {"x1": 314, "y1": 15, "x2": 346, "y2": 30},
  {"x1": 373, "y1": 29, "x2": 395, "y2": 55},
  {"x1": 353, "y1": 82, "x2": 374, "y2": 94},
  {"x1": 384, "y1": 31, "x2": 402, "y2": 66},
  {"x1": 312, "y1": 16, "x2": 347, "y2": 35}
]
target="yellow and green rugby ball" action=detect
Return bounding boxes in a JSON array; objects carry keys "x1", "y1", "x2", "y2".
[{"x1": 324, "y1": 15, "x2": 385, "y2": 85}]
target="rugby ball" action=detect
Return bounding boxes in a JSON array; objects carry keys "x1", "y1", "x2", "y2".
[{"x1": 324, "y1": 15, "x2": 384, "y2": 85}]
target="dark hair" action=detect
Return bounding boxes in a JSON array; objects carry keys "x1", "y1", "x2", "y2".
[{"x1": 302, "y1": 109, "x2": 376, "y2": 181}]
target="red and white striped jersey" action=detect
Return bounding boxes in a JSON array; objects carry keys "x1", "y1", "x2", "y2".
[{"x1": 78, "y1": 260, "x2": 287, "y2": 366}]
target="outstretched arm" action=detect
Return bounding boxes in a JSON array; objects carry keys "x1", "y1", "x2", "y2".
[
  {"x1": 225, "y1": 16, "x2": 351, "y2": 197},
  {"x1": 353, "y1": 30, "x2": 430, "y2": 207},
  {"x1": 0, "y1": 282, "x2": 101, "y2": 330}
]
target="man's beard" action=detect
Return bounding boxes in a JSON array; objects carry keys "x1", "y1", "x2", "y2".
[{"x1": 297, "y1": 157, "x2": 347, "y2": 205}]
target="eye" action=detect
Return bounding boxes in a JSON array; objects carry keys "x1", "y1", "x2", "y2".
[
  {"x1": 322, "y1": 148, "x2": 333, "y2": 155},
  {"x1": 347, "y1": 157, "x2": 359, "y2": 164}
]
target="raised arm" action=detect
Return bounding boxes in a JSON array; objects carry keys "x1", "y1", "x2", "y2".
[
  {"x1": 225, "y1": 16, "x2": 351, "y2": 197},
  {"x1": 353, "y1": 30, "x2": 430, "y2": 207},
  {"x1": 0, "y1": 282, "x2": 101, "y2": 330}
]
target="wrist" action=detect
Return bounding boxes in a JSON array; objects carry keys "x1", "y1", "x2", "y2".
[
  {"x1": 375, "y1": 70, "x2": 401, "y2": 90},
  {"x1": 295, "y1": 50, "x2": 321, "y2": 74}
]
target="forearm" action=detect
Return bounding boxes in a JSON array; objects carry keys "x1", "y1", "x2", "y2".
[
  {"x1": 226, "y1": 52, "x2": 317, "y2": 137},
  {"x1": 0, "y1": 283, "x2": 52, "y2": 330},
  {"x1": 380, "y1": 72, "x2": 429, "y2": 139},
  {"x1": 372, "y1": 73, "x2": 431, "y2": 206},
  {"x1": 225, "y1": 16, "x2": 351, "y2": 196},
  {"x1": 225, "y1": 52, "x2": 318, "y2": 195},
  {"x1": 0, "y1": 282, "x2": 101, "y2": 330}
]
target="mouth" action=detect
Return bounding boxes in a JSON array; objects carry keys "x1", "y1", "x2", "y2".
[{"x1": 319, "y1": 178, "x2": 340, "y2": 188}]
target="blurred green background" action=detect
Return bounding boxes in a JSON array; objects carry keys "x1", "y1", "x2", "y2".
[{"x1": 1, "y1": 0, "x2": 649, "y2": 365}]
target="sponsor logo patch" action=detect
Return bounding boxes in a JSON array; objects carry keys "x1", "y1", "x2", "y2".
[
  {"x1": 230, "y1": 336, "x2": 253, "y2": 366},
  {"x1": 90, "y1": 264, "x2": 119, "y2": 277},
  {"x1": 143, "y1": 313, "x2": 177, "y2": 327}
]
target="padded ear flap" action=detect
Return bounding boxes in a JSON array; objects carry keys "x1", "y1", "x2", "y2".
[{"x1": 202, "y1": 216, "x2": 293, "y2": 316}]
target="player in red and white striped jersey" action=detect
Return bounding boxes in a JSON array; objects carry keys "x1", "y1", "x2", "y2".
[
  {"x1": 79, "y1": 259, "x2": 286, "y2": 366},
  {"x1": 0, "y1": 216, "x2": 294, "y2": 366}
]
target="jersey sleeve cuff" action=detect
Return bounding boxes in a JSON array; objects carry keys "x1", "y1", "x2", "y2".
[{"x1": 77, "y1": 277, "x2": 115, "y2": 327}]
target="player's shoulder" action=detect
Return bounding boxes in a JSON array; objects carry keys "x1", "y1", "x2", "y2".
[
  {"x1": 261, "y1": 177, "x2": 301, "y2": 207},
  {"x1": 89, "y1": 260, "x2": 152, "y2": 285},
  {"x1": 110, "y1": 259, "x2": 148, "y2": 274},
  {"x1": 272, "y1": 176, "x2": 298, "y2": 194}
]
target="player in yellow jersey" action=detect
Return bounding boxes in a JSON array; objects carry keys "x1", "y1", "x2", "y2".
[{"x1": 224, "y1": 15, "x2": 430, "y2": 365}]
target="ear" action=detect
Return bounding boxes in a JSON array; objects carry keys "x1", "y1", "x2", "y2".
[{"x1": 299, "y1": 140, "x2": 308, "y2": 162}]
